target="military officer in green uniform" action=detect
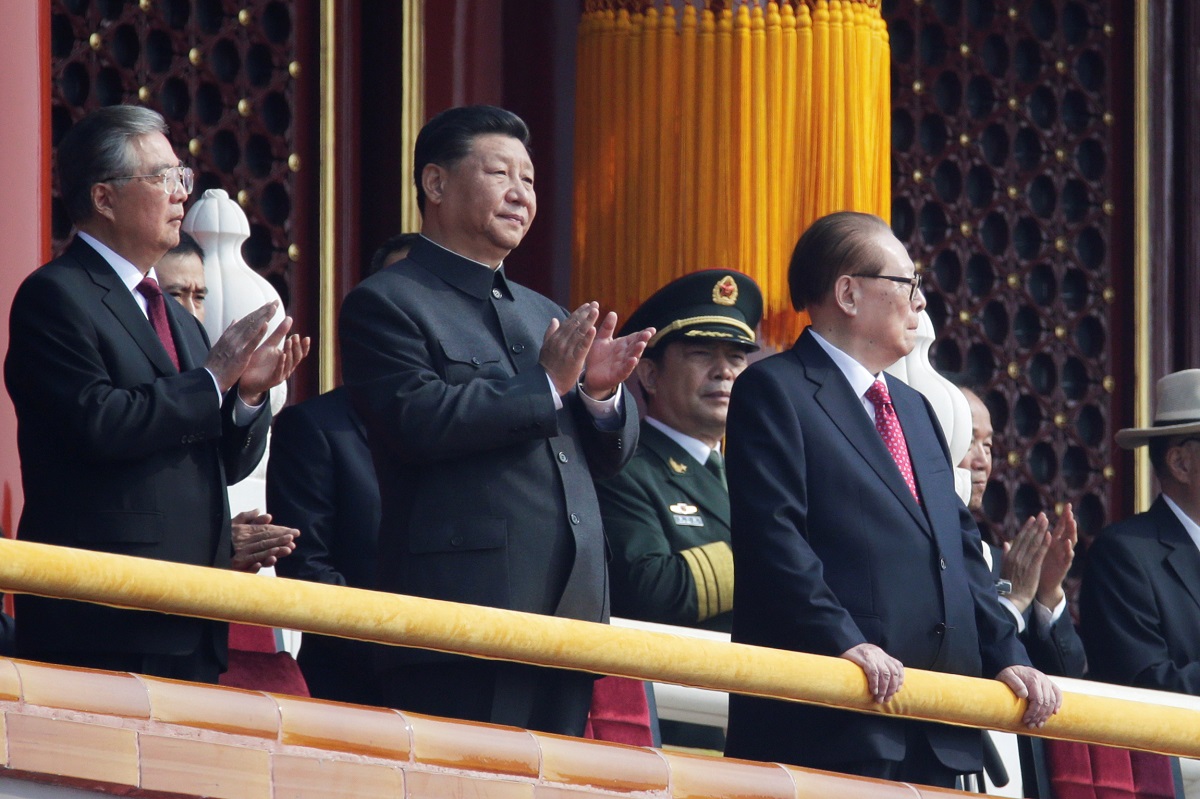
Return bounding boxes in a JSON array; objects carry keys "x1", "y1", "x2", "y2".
[{"x1": 597, "y1": 269, "x2": 762, "y2": 633}]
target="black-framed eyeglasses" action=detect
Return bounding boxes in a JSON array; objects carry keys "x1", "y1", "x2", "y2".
[
  {"x1": 103, "y1": 165, "x2": 194, "y2": 197},
  {"x1": 850, "y1": 272, "x2": 923, "y2": 302}
]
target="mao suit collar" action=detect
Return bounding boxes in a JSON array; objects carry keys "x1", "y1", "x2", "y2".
[
  {"x1": 409, "y1": 235, "x2": 508, "y2": 301},
  {"x1": 794, "y1": 329, "x2": 932, "y2": 536}
]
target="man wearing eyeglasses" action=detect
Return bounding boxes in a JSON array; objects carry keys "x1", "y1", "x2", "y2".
[
  {"x1": 723, "y1": 211, "x2": 1060, "y2": 787},
  {"x1": 4, "y1": 105, "x2": 309, "y2": 683},
  {"x1": 1081, "y1": 369, "x2": 1200, "y2": 697}
]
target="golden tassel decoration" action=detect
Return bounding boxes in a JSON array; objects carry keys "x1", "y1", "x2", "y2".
[{"x1": 573, "y1": 1, "x2": 891, "y2": 349}]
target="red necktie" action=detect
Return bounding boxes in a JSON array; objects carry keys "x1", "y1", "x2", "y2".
[
  {"x1": 136, "y1": 277, "x2": 180, "y2": 371},
  {"x1": 865, "y1": 379, "x2": 920, "y2": 504}
]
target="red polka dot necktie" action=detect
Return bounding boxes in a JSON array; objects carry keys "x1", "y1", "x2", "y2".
[
  {"x1": 865, "y1": 379, "x2": 920, "y2": 504},
  {"x1": 136, "y1": 277, "x2": 180, "y2": 371}
]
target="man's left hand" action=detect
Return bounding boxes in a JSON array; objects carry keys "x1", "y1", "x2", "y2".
[
  {"x1": 581, "y1": 311, "x2": 653, "y2": 399},
  {"x1": 237, "y1": 316, "x2": 312, "y2": 406},
  {"x1": 997, "y1": 664, "x2": 1062, "y2": 728},
  {"x1": 1037, "y1": 503, "x2": 1077, "y2": 609},
  {"x1": 230, "y1": 510, "x2": 299, "y2": 572}
]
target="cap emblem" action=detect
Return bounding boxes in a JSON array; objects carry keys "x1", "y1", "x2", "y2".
[{"x1": 713, "y1": 276, "x2": 738, "y2": 306}]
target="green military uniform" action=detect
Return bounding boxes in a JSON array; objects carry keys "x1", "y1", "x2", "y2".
[
  {"x1": 597, "y1": 422, "x2": 734, "y2": 631},
  {"x1": 598, "y1": 268, "x2": 762, "y2": 634}
]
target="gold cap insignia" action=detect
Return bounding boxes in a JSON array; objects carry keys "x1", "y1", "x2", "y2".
[
  {"x1": 669, "y1": 502, "x2": 699, "y2": 515},
  {"x1": 712, "y1": 276, "x2": 738, "y2": 306},
  {"x1": 668, "y1": 457, "x2": 689, "y2": 474}
]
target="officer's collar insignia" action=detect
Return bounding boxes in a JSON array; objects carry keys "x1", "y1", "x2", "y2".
[
  {"x1": 712, "y1": 276, "x2": 738, "y2": 306},
  {"x1": 670, "y1": 502, "x2": 699, "y2": 515},
  {"x1": 669, "y1": 457, "x2": 689, "y2": 474}
]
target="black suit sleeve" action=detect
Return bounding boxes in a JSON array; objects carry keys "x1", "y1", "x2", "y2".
[
  {"x1": 218, "y1": 387, "x2": 271, "y2": 486},
  {"x1": 1020, "y1": 609, "x2": 1087, "y2": 678},
  {"x1": 960, "y1": 501, "x2": 1032, "y2": 676},
  {"x1": 566, "y1": 387, "x2": 637, "y2": 481},
  {"x1": 1081, "y1": 532, "x2": 1200, "y2": 693},
  {"x1": 340, "y1": 283, "x2": 561, "y2": 465},
  {"x1": 267, "y1": 405, "x2": 346, "y2": 586}
]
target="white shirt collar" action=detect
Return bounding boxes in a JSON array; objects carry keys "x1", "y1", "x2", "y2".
[
  {"x1": 646, "y1": 417, "x2": 713, "y2": 466},
  {"x1": 77, "y1": 231, "x2": 158, "y2": 293},
  {"x1": 420, "y1": 234, "x2": 504, "y2": 272},
  {"x1": 809, "y1": 328, "x2": 884, "y2": 413},
  {"x1": 1162, "y1": 494, "x2": 1200, "y2": 555}
]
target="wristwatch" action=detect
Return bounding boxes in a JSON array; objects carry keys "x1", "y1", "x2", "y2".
[{"x1": 995, "y1": 579, "x2": 1013, "y2": 597}]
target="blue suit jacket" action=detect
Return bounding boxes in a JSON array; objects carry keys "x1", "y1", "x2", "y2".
[{"x1": 724, "y1": 330, "x2": 1028, "y2": 772}]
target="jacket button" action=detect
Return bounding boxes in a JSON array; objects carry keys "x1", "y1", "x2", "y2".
[
  {"x1": 471, "y1": 356, "x2": 481, "y2": 365},
  {"x1": 492, "y1": 288, "x2": 503, "y2": 299},
  {"x1": 512, "y1": 343, "x2": 524, "y2": 354},
  {"x1": 557, "y1": 451, "x2": 568, "y2": 463},
  {"x1": 935, "y1": 622, "x2": 947, "y2": 635},
  {"x1": 450, "y1": 536, "x2": 463, "y2": 547},
  {"x1": 939, "y1": 557, "x2": 947, "y2": 570},
  {"x1": 570, "y1": 513, "x2": 581, "y2": 525}
]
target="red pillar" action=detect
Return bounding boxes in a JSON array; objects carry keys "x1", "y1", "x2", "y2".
[{"x1": 0, "y1": 6, "x2": 49, "y2": 540}]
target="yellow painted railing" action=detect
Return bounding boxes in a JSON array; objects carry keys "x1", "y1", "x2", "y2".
[{"x1": 0, "y1": 537, "x2": 1197, "y2": 759}]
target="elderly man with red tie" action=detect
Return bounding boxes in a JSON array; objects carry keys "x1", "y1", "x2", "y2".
[{"x1": 723, "y1": 211, "x2": 1060, "y2": 788}]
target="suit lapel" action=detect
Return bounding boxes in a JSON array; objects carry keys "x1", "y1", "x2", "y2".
[
  {"x1": 76, "y1": 239, "x2": 179, "y2": 376},
  {"x1": 1154, "y1": 498, "x2": 1200, "y2": 614},
  {"x1": 640, "y1": 424, "x2": 731, "y2": 528},
  {"x1": 798, "y1": 332, "x2": 932, "y2": 536}
]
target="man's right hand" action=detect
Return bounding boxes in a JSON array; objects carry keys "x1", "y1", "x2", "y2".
[
  {"x1": 841, "y1": 642, "x2": 905, "y2": 704},
  {"x1": 204, "y1": 301, "x2": 279, "y2": 393},
  {"x1": 540, "y1": 302, "x2": 600, "y2": 396}
]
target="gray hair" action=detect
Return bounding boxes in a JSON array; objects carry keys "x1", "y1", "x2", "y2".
[{"x1": 58, "y1": 105, "x2": 168, "y2": 225}]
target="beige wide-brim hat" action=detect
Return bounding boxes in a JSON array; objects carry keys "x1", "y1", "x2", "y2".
[{"x1": 1115, "y1": 369, "x2": 1200, "y2": 449}]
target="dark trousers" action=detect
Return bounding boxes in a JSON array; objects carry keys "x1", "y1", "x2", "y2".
[
  {"x1": 22, "y1": 647, "x2": 222, "y2": 684},
  {"x1": 839, "y1": 725, "x2": 961, "y2": 789},
  {"x1": 297, "y1": 635, "x2": 384, "y2": 706},
  {"x1": 378, "y1": 660, "x2": 593, "y2": 736}
]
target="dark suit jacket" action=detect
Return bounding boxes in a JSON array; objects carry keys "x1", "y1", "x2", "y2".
[
  {"x1": 596, "y1": 421, "x2": 733, "y2": 631},
  {"x1": 267, "y1": 386, "x2": 384, "y2": 703},
  {"x1": 1080, "y1": 496, "x2": 1200, "y2": 694},
  {"x1": 723, "y1": 330, "x2": 1028, "y2": 773},
  {"x1": 4, "y1": 237, "x2": 269, "y2": 664},
  {"x1": 339, "y1": 238, "x2": 637, "y2": 723},
  {"x1": 986, "y1": 542, "x2": 1086, "y2": 678}
]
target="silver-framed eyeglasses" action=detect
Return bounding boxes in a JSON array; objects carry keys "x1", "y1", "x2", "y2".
[
  {"x1": 850, "y1": 272, "x2": 923, "y2": 302},
  {"x1": 103, "y1": 165, "x2": 194, "y2": 197}
]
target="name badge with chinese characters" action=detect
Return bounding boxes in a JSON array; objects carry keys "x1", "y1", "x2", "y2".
[{"x1": 669, "y1": 502, "x2": 704, "y2": 527}]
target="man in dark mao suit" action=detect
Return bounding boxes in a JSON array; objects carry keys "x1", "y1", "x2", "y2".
[
  {"x1": 597, "y1": 269, "x2": 763, "y2": 633},
  {"x1": 4, "y1": 105, "x2": 308, "y2": 682},
  {"x1": 723, "y1": 211, "x2": 1060, "y2": 787},
  {"x1": 1081, "y1": 369, "x2": 1200, "y2": 695},
  {"x1": 340, "y1": 106, "x2": 652, "y2": 734}
]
